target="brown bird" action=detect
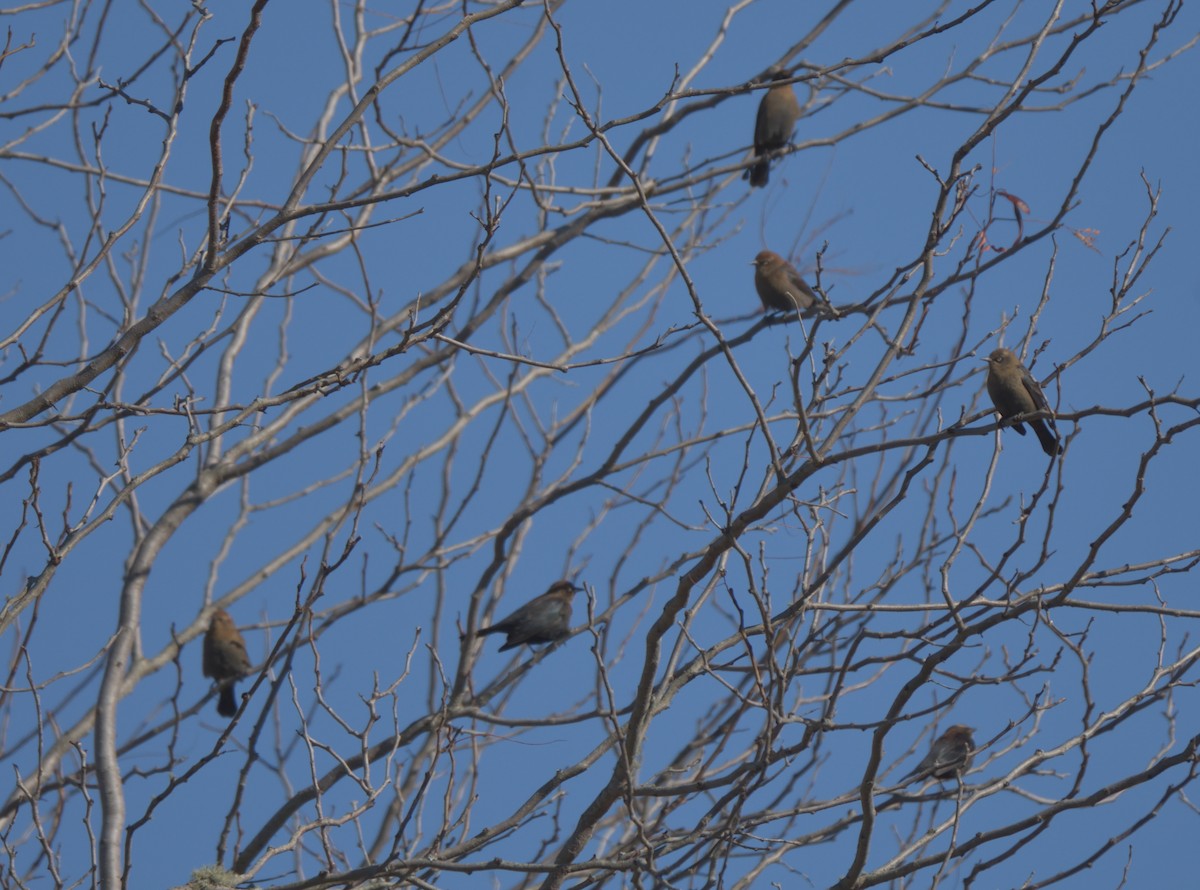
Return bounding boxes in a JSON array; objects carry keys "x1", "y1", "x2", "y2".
[
  {"x1": 745, "y1": 74, "x2": 800, "y2": 188},
  {"x1": 478, "y1": 581, "x2": 580, "y2": 652},
  {"x1": 752, "y1": 250, "x2": 829, "y2": 316},
  {"x1": 902, "y1": 724, "x2": 975, "y2": 783},
  {"x1": 984, "y1": 348, "x2": 1063, "y2": 456},
  {"x1": 203, "y1": 609, "x2": 252, "y2": 717}
]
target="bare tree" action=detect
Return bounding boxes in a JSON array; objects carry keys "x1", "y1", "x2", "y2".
[{"x1": 1, "y1": 1, "x2": 1198, "y2": 888}]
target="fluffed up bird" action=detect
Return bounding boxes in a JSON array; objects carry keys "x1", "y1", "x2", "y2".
[
  {"x1": 752, "y1": 250, "x2": 830, "y2": 316},
  {"x1": 984, "y1": 348, "x2": 1063, "y2": 456},
  {"x1": 203, "y1": 609, "x2": 252, "y2": 717},
  {"x1": 478, "y1": 580, "x2": 580, "y2": 652},
  {"x1": 745, "y1": 73, "x2": 800, "y2": 188},
  {"x1": 902, "y1": 724, "x2": 975, "y2": 783}
]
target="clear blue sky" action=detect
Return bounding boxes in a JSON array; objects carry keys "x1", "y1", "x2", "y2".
[{"x1": 1, "y1": 1, "x2": 1198, "y2": 887}]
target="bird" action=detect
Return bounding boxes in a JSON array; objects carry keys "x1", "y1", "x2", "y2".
[
  {"x1": 477, "y1": 580, "x2": 580, "y2": 652},
  {"x1": 203, "y1": 609, "x2": 252, "y2": 717},
  {"x1": 902, "y1": 724, "x2": 975, "y2": 783},
  {"x1": 984, "y1": 347, "x2": 1063, "y2": 456},
  {"x1": 745, "y1": 73, "x2": 800, "y2": 188},
  {"x1": 751, "y1": 250, "x2": 829, "y2": 316}
]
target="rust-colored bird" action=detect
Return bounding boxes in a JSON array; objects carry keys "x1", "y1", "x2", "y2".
[
  {"x1": 902, "y1": 724, "x2": 975, "y2": 783},
  {"x1": 746, "y1": 74, "x2": 800, "y2": 188},
  {"x1": 751, "y1": 250, "x2": 829, "y2": 316},
  {"x1": 984, "y1": 348, "x2": 1062, "y2": 456},
  {"x1": 203, "y1": 609, "x2": 252, "y2": 717},
  {"x1": 478, "y1": 581, "x2": 580, "y2": 652}
]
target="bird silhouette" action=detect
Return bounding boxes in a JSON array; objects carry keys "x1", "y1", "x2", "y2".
[
  {"x1": 984, "y1": 348, "x2": 1062, "y2": 456},
  {"x1": 203, "y1": 609, "x2": 252, "y2": 717},
  {"x1": 902, "y1": 725, "x2": 975, "y2": 783},
  {"x1": 478, "y1": 581, "x2": 581, "y2": 651},
  {"x1": 746, "y1": 74, "x2": 800, "y2": 187}
]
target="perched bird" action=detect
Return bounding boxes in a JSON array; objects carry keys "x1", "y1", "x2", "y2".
[
  {"x1": 203, "y1": 609, "x2": 252, "y2": 717},
  {"x1": 478, "y1": 580, "x2": 580, "y2": 652},
  {"x1": 745, "y1": 74, "x2": 800, "y2": 188},
  {"x1": 984, "y1": 348, "x2": 1063, "y2": 456},
  {"x1": 751, "y1": 250, "x2": 829, "y2": 316},
  {"x1": 902, "y1": 724, "x2": 975, "y2": 783}
]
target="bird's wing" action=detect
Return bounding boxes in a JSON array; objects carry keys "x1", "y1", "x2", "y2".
[
  {"x1": 1021, "y1": 368, "x2": 1052, "y2": 414},
  {"x1": 753, "y1": 100, "x2": 769, "y2": 149},
  {"x1": 784, "y1": 267, "x2": 815, "y2": 298},
  {"x1": 929, "y1": 748, "x2": 955, "y2": 771}
]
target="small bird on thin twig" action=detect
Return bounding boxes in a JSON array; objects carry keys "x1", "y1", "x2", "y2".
[
  {"x1": 902, "y1": 724, "x2": 975, "y2": 783},
  {"x1": 203, "y1": 609, "x2": 252, "y2": 717},
  {"x1": 477, "y1": 581, "x2": 581, "y2": 652},
  {"x1": 984, "y1": 347, "x2": 1063, "y2": 456},
  {"x1": 745, "y1": 73, "x2": 800, "y2": 188},
  {"x1": 751, "y1": 251, "x2": 831, "y2": 317}
]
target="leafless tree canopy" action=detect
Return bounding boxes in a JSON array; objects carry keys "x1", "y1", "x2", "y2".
[{"x1": 1, "y1": 1, "x2": 1198, "y2": 888}]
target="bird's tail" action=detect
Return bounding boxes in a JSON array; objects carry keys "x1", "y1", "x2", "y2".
[
  {"x1": 218, "y1": 684, "x2": 238, "y2": 717},
  {"x1": 1031, "y1": 419, "x2": 1062, "y2": 457}
]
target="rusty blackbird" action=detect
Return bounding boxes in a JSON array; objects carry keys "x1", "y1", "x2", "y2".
[
  {"x1": 902, "y1": 724, "x2": 975, "y2": 783},
  {"x1": 984, "y1": 347, "x2": 1062, "y2": 456},
  {"x1": 203, "y1": 609, "x2": 252, "y2": 717},
  {"x1": 478, "y1": 581, "x2": 580, "y2": 652},
  {"x1": 746, "y1": 75, "x2": 800, "y2": 188},
  {"x1": 752, "y1": 250, "x2": 829, "y2": 316}
]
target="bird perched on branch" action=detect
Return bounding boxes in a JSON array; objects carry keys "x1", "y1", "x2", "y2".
[
  {"x1": 902, "y1": 724, "x2": 975, "y2": 783},
  {"x1": 751, "y1": 250, "x2": 831, "y2": 317},
  {"x1": 745, "y1": 73, "x2": 800, "y2": 188},
  {"x1": 203, "y1": 609, "x2": 252, "y2": 717},
  {"x1": 478, "y1": 581, "x2": 580, "y2": 652},
  {"x1": 984, "y1": 347, "x2": 1063, "y2": 456}
]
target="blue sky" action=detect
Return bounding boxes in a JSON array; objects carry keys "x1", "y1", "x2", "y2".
[{"x1": 1, "y1": 1, "x2": 1198, "y2": 887}]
